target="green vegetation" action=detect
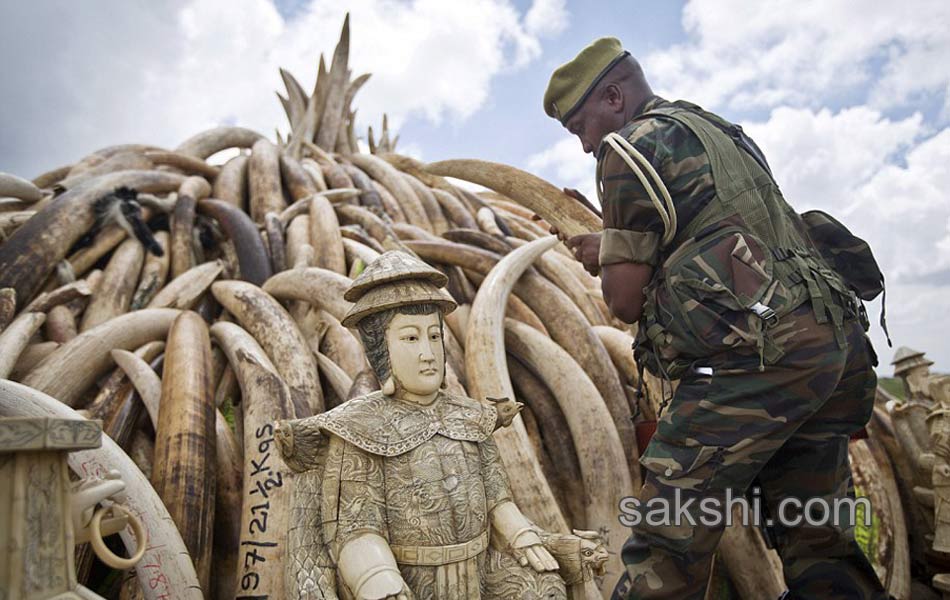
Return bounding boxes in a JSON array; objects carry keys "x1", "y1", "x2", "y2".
[{"x1": 878, "y1": 377, "x2": 906, "y2": 400}]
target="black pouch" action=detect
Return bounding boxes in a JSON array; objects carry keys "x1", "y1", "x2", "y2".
[
  {"x1": 800, "y1": 210, "x2": 883, "y2": 300},
  {"x1": 800, "y1": 210, "x2": 890, "y2": 343}
]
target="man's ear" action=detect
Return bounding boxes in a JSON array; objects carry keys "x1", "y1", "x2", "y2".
[{"x1": 604, "y1": 83, "x2": 624, "y2": 113}]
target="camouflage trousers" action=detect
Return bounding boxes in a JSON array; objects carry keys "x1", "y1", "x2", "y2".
[{"x1": 612, "y1": 302, "x2": 888, "y2": 599}]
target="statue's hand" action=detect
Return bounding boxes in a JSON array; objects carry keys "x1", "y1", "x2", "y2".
[
  {"x1": 511, "y1": 529, "x2": 559, "y2": 573},
  {"x1": 358, "y1": 571, "x2": 413, "y2": 600}
]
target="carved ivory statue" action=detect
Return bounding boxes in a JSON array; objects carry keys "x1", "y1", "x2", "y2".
[
  {"x1": 276, "y1": 251, "x2": 607, "y2": 599},
  {"x1": 0, "y1": 417, "x2": 146, "y2": 599}
]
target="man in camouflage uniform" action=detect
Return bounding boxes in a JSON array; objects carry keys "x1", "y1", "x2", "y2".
[{"x1": 543, "y1": 38, "x2": 888, "y2": 599}]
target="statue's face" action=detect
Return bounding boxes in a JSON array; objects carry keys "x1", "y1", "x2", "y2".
[{"x1": 385, "y1": 311, "x2": 445, "y2": 400}]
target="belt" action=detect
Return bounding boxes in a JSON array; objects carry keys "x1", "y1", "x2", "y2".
[{"x1": 390, "y1": 529, "x2": 490, "y2": 566}]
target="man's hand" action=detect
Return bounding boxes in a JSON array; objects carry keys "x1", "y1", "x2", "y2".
[{"x1": 565, "y1": 233, "x2": 602, "y2": 276}]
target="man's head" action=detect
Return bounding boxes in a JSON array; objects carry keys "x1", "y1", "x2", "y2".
[{"x1": 544, "y1": 37, "x2": 653, "y2": 154}]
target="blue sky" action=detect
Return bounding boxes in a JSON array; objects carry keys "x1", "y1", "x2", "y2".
[
  {"x1": 1, "y1": 0, "x2": 948, "y2": 372},
  {"x1": 397, "y1": 1, "x2": 687, "y2": 168}
]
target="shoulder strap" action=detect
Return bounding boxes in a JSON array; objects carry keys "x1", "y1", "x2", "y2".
[{"x1": 638, "y1": 104, "x2": 774, "y2": 181}]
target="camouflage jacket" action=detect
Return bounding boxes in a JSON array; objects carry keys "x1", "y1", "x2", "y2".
[
  {"x1": 596, "y1": 98, "x2": 856, "y2": 379},
  {"x1": 597, "y1": 96, "x2": 717, "y2": 268}
]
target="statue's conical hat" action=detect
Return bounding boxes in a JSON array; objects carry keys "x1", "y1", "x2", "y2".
[
  {"x1": 891, "y1": 346, "x2": 934, "y2": 376},
  {"x1": 891, "y1": 346, "x2": 925, "y2": 365},
  {"x1": 343, "y1": 250, "x2": 448, "y2": 302},
  {"x1": 341, "y1": 251, "x2": 456, "y2": 328}
]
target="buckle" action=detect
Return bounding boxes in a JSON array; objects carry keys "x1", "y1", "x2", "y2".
[{"x1": 750, "y1": 301, "x2": 779, "y2": 327}]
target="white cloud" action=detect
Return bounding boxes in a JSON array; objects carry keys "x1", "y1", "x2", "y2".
[
  {"x1": 524, "y1": 0, "x2": 569, "y2": 38},
  {"x1": 743, "y1": 107, "x2": 923, "y2": 215},
  {"x1": 643, "y1": 0, "x2": 950, "y2": 114},
  {"x1": 0, "y1": 0, "x2": 563, "y2": 177}
]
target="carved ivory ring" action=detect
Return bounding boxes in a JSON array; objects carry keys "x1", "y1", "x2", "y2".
[{"x1": 89, "y1": 503, "x2": 148, "y2": 570}]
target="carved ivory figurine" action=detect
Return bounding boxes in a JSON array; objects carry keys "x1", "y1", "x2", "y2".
[
  {"x1": 0, "y1": 417, "x2": 146, "y2": 600},
  {"x1": 276, "y1": 251, "x2": 607, "y2": 600}
]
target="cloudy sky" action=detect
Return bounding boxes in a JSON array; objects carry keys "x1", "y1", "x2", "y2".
[{"x1": 2, "y1": 0, "x2": 948, "y2": 373}]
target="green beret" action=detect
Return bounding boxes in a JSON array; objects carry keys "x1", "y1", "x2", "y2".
[{"x1": 543, "y1": 37, "x2": 629, "y2": 124}]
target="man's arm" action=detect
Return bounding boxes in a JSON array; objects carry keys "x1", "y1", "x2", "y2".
[
  {"x1": 594, "y1": 127, "x2": 667, "y2": 322},
  {"x1": 601, "y1": 261, "x2": 652, "y2": 324}
]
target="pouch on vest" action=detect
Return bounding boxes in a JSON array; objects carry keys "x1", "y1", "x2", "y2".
[
  {"x1": 638, "y1": 225, "x2": 788, "y2": 380},
  {"x1": 800, "y1": 210, "x2": 890, "y2": 344}
]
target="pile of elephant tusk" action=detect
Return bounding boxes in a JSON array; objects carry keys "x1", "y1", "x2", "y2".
[{"x1": 0, "y1": 15, "x2": 932, "y2": 600}]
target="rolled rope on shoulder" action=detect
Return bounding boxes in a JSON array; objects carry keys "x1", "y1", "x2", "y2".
[{"x1": 599, "y1": 132, "x2": 677, "y2": 248}]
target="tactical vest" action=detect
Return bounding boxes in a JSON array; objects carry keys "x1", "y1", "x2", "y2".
[{"x1": 622, "y1": 103, "x2": 858, "y2": 381}]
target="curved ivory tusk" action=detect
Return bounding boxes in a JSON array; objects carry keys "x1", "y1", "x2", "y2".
[
  {"x1": 299, "y1": 158, "x2": 328, "y2": 191},
  {"x1": 175, "y1": 126, "x2": 264, "y2": 159},
  {"x1": 349, "y1": 153, "x2": 431, "y2": 231},
  {"x1": 9, "y1": 340, "x2": 60, "y2": 380},
  {"x1": 315, "y1": 350, "x2": 354, "y2": 407},
  {"x1": 170, "y1": 176, "x2": 211, "y2": 279},
  {"x1": 465, "y1": 234, "x2": 568, "y2": 534},
  {"x1": 197, "y1": 198, "x2": 272, "y2": 285},
  {"x1": 430, "y1": 188, "x2": 478, "y2": 230},
  {"x1": 111, "y1": 348, "x2": 161, "y2": 428},
  {"x1": 144, "y1": 150, "x2": 220, "y2": 179},
  {"x1": 0, "y1": 379, "x2": 203, "y2": 599},
  {"x1": 262, "y1": 267, "x2": 353, "y2": 323},
  {"x1": 379, "y1": 153, "x2": 468, "y2": 208},
  {"x1": 0, "y1": 288, "x2": 15, "y2": 331},
  {"x1": 21, "y1": 308, "x2": 181, "y2": 407},
  {"x1": 131, "y1": 231, "x2": 171, "y2": 310},
  {"x1": 80, "y1": 237, "x2": 145, "y2": 332},
  {"x1": 213, "y1": 154, "x2": 249, "y2": 209},
  {"x1": 508, "y1": 236, "x2": 606, "y2": 328},
  {"x1": 505, "y1": 357, "x2": 584, "y2": 524},
  {"x1": 151, "y1": 311, "x2": 216, "y2": 591},
  {"x1": 312, "y1": 309, "x2": 366, "y2": 380},
  {"x1": 504, "y1": 317, "x2": 632, "y2": 580},
  {"x1": 0, "y1": 311, "x2": 46, "y2": 378},
  {"x1": 308, "y1": 193, "x2": 347, "y2": 275},
  {"x1": 31, "y1": 164, "x2": 72, "y2": 190},
  {"x1": 334, "y1": 202, "x2": 393, "y2": 242},
  {"x1": 211, "y1": 406, "x2": 243, "y2": 600},
  {"x1": 146, "y1": 260, "x2": 223, "y2": 310},
  {"x1": 337, "y1": 162, "x2": 383, "y2": 212},
  {"x1": 425, "y1": 159, "x2": 601, "y2": 239},
  {"x1": 248, "y1": 138, "x2": 285, "y2": 224},
  {"x1": 57, "y1": 151, "x2": 156, "y2": 191},
  {"x1": 211, "y1": 280, "x2": 322, "y2": 417},
  {"x1": 209, "y1": 321, "x2": 294, "y2": 598},
  {"x1": 342, "y1": 237, "x2": 380, "y2": 270},
  {"x1": 23, "y1": 279, "x2": 92, "y2": 313},
  {"x1": 277, "y1": 188, "x2": 360, "y2": 227},
  {"x1": 403, "y1": 171, "x2": 449, "y2": 234},
  {"x1": 279, "y1": 153, "x2": 317, "y2": 201},
  {"x1": 285, "y1": 215, "x2": 311, "y2": 270},
  {"x1": 0, "y1": 170, "x2": 185, "y2": 310},
  {"x1": 265, "y1": 212, "x2": 287, "y2": 273},
  {"x1": 476, "y1": 206, "x2": 505, "y2": 237}
]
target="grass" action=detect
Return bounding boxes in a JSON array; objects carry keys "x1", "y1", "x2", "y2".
[{"x1": 878, "y1": 377, "x2": 906, "y2": 400}]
